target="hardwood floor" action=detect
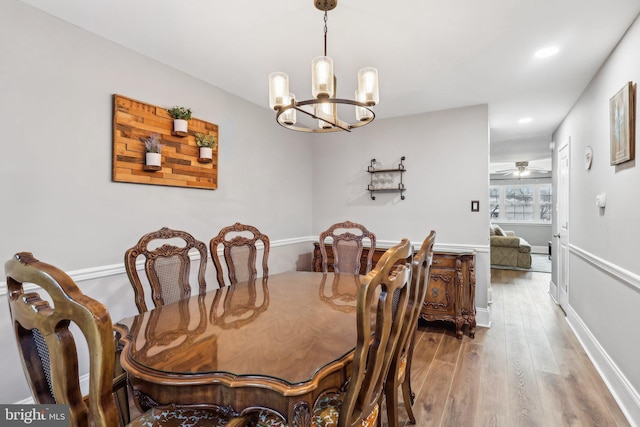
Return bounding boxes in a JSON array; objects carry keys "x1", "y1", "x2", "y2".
[{"x1": 382, "y1": 269, "x2": 630, "y2": 427}]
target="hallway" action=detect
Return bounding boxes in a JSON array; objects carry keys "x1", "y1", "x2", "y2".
[{"x1": 386, "y1": 269, "x2": 629, "y2": 426}]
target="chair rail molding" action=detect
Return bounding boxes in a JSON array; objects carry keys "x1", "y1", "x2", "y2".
[
  {"x1": 0, "y1": 236, "x2": 316, "y2": 296},
  {"x1": 570, "y1": 244, "x2": 640, "y2": 293},
  {"x1": 1, "y1": 237, "x2": 490, "y2": 296}
]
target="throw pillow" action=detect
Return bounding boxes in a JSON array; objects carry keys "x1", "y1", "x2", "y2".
[
  {"x1": 493, "y1": 224, "x2": 506, "y2": 236},
  {"x1": 489, "y1": 224, "x2": 496, "y2": 236}
]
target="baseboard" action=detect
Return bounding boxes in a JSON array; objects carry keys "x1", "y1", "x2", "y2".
[
  {"x1": 548, "y1": 279, "x2": 558, "y2": 304},
  {"x1": 566, "y1": 305, "x2": 640, "y2": 426},
  {"x1": 475, "y1": 306, "x2": 491, "y2": 328}
]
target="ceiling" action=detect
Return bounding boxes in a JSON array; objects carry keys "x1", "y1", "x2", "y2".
[{"x1": 20, "y1": 0, "x2": 640, "y2": 162}]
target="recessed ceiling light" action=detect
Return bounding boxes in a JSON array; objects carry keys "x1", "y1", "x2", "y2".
[
  {"x1": 518, "y1": 117, "x2": 533, "y2": 124},
  {"x1": 534, "y1": 46, "x2": 559, "y2": 58}
]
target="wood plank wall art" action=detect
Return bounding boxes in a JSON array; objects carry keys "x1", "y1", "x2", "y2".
[{"x1": 112, "y1": 94, "x2": 218, "y2": 190}]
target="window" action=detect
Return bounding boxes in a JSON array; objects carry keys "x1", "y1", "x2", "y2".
[
  {"x1": 489, "y1": 188, "x2": 500, "y2": 219},
  {"x1": 490, "y1": 183, "x2": 552, "y2": 223},
  {"x1": 505, "y1": 186, "x2": 534, "y2": 220}
]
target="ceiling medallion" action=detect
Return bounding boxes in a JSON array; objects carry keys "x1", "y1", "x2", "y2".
[{"x1": 268, "y1": 0, "x2": 379, "y2": 133}]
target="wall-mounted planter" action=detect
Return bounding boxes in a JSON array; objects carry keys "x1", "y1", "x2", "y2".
[
  {"x1": 198, "y1": 147, "x2": 213, "y2": 163},
  {"x1": 143, "y1": 152, "x2": 162, "y2": 171},
  {"x1": 172, "y1": 119, "x2": 188, "y2": 137}
]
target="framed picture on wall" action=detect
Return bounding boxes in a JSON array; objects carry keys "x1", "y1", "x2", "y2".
[{"x1": 609, "y1": 81, "x2": 636, "y2": 165}]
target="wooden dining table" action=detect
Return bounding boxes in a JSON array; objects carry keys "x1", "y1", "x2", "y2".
[{"x1": 114, "y1": 271, "x2": 363, "y2": 424}]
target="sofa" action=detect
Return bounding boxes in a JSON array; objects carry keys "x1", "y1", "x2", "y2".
[{"x1": 490, "y1": 224, "x2": 532, "y2": 268}]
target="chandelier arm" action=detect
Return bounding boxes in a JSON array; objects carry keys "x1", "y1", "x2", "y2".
[
  {"x1": 274, "y1": 98, "x2": 375, "y2": 133},
  {"x1": 291, "y1": 104, "x2": 351, "y2": 132}
]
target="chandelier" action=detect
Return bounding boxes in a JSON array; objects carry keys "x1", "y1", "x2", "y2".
[{"x1": 268, "y1": 0, "x2": 379, "y2": 133}]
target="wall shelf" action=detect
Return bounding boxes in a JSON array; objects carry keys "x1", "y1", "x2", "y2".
[{"x1": 367, "y1": 156, "x2": 406, "y2": 200}]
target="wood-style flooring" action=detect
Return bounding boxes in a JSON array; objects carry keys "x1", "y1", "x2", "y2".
[{"x1": 383, "y1": 269, "x2": 629, "y2": 427}]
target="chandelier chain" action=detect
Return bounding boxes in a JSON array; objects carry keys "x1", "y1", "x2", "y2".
[{"x1": 323, "y1": 8, "x2": 328, "y2": 57}]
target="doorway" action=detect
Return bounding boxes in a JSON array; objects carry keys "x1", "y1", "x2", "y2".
[{"x1": 554, "y1": 138, "x2": 570, "y2": 309}]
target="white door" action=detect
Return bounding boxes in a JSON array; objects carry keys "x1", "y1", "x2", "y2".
[{"x1": 557, "y1": 139, "x2": 570, "y2": 309}]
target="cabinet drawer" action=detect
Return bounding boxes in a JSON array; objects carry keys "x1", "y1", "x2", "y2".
[{"x1": 431, "y1": 254, "x2": 457, "y2": 269}]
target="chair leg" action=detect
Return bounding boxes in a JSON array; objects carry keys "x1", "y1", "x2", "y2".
[
  {"x1": 401, "y1": 378, "x2": 416, "y2": 424},
  {"x1": 403, "y1": 331, "x2": 418, "y2": 424},
  {"x1": 385, "y1": 380, "x2": 400, "y2": 427},
  {"x1": 405, "y1": 332, "x2": 417, "y2": 406}
]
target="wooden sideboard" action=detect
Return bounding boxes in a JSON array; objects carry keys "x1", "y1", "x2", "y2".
[{"x1": 312, "y1": 243, "x2": 476, "y2": 338}]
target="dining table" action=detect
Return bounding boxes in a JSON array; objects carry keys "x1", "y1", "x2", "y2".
[{"x1": 114, "y1": 271, "x2": 364, "y2": 424}]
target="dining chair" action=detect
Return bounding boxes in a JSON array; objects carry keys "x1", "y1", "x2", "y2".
[
  {"x1": 209, "y1": 222, "x2": 270, "y2": 287},
  {"x1": 319, "y1": 220, "x2": 377, "y2": 275},
  {"x1": 384, "y1": 231, "x2": 436, "y2": 427},
  {"x1": 238, "y1": 238, "x2": 413, "y2": 427},
  {"x1": 125, "y1": 227, "x2": 208, "y2": 313},
  {"x1": 5, "y1": 252, "x2": 250, "y2": 427}
]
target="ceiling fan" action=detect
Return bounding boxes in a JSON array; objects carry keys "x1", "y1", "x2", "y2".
[{"x1": 493, "y1": 161, "x2": 550, "y2": 178}]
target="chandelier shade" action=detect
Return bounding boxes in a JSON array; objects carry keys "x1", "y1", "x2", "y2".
[
  {"x1": 268, "y1": 72, "x2": 289, "y2": 110},
  {"x1": 358, "y1": 68, "x2": 379, "y2": 106},
  {"x1": 312, "y1": 56, "x2": 335, "y2": 99},
  {"x1": 355, "y1": 90, "x2": 373, "y2": 121},
  {"x1": 268, "y1": 0, "x2": 378, "y2": 133},
  {"x1": 281, "y1": 93, "x2": 296, "y2": 125}
]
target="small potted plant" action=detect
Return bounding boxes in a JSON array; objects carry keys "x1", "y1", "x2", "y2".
[
  {"x1": 195, "y1": 132, "x2": 217, "y2": 163},
  {"x1": 167, "y1": 106, "x2": 192, "y2": 136},
  {"x1": 141, "y1": 134, "x2": 162, "y2": 169}
]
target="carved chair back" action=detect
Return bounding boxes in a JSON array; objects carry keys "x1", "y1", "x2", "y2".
[
  {"x1": 125, "y1": 227, "x2": 208, "y2": 313},
  {"x1": 209, "y1": 223, "x2": 270, "y2": 287},
  {"x1": 338, "y1": 238, "x2": 413, "y2": 427},
  {"x1": 385, "y1": 231, "x2": 436, "y2": 426},
  {"x1": 319, "y1": 221, "x2": 377, "y2": 274},
  {"x1": 5, "y1": 252, "x2": 122, "y2": 427}
]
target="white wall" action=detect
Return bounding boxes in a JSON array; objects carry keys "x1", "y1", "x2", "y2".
[
  {"x1": 0, "y1": 1, "x2": 314, "y2": 270},
  {"x1": 0, "y1": 0, "x2": 313, "y2": 403},
  {"x1": 551, "y1": 14, "x2": 640, "y2": 424},
  {"x1": 310, "y1": 105, "x2": 492, "y2": 311}
]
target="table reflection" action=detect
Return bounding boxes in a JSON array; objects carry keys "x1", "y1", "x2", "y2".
[
  {"x1": 318, "y1": 273, "x2": 360, "y2": 313},
  {"x1": 210, "y1": 278, "x2": 269, "y2": 329},
  {"x1": 117, "y1": 271, "x2": 361, "y2": 384}
]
